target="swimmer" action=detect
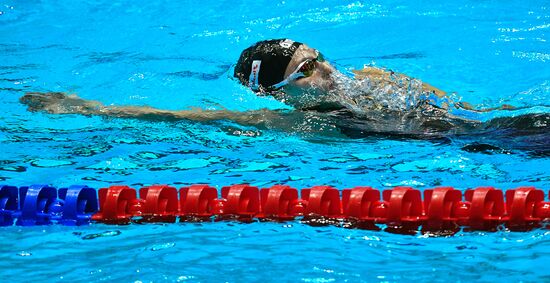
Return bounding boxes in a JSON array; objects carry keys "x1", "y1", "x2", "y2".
[
  {"x1": 19, "y1": 39, "x2": 549, "y2": 153},
  {"x1": 233, "y1": 38, "x2": 448, "y2": 108}
]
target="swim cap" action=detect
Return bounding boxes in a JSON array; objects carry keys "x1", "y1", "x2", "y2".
[{"x1": 234, "y1": 39, "x2": 303, "y2": 91}]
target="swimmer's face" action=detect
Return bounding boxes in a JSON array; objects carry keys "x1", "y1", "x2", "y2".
[{"x1": 282, "y1": 44, "x2": 335, "y2": 95}]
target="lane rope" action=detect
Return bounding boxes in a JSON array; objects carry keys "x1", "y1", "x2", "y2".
[{"x1": 1, "y1": 184, "x2": 549, "y2": 232}]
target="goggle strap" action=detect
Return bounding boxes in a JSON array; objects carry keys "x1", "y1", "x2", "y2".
[
  {"x1": 271, "y1": 72, "x2": 305, "y2": 89},
  {"x1": 269, "y1": 60, "x2": 309, "y2": 89}
]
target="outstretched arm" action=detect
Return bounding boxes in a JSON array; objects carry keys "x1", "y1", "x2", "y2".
[{"x1": 19, "y1": 92, "x2": 289, "y2": 127}]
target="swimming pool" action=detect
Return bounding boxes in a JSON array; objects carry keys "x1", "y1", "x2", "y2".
[{"x1": 1, "y1": 0, "x2": 549, "y2": 281}]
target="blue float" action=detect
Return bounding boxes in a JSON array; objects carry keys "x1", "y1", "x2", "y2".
[
  {"x1": 57, "y1": 185, "x2": 98, "y2": 225},
  {"x1": 16, "y1": 184, "x2": 58, "y2": 226},
  {"x1": 0, "y1": 185, "x2": 18, "y2": 226}
]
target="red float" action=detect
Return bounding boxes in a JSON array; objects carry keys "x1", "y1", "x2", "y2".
[
  {"x1": 341, "y1": 186, "x2": 381, "y2": 221},
  {"x1": 505, "y1": 187, "x2": 544, "y2": 230},
  {"x1": 382, "y1": 187, "x2": 426, "y2": 230},
  {"x1": 179, "y1": 184, "x2": 218, "y2": 219},
  {"x1": 139, "y1": 185, "x2": 179, "y2": 222},
  {"x1": 463, "y1": 187, "x2": 506, "y2": 230},
  {"x1": 220, "y1": 184, "x2": 260, "y2": 219},
  {"x1": 258, "y1": 185, "x2": 300, "y2": 220},
  {"x1": 92, "y1": 186, "x2": 139, "y2": 224},
  {"x1": 423, "y1": 187, "x2": 462, "y2": 231},
  {"x1": 301, "y1": 186, "x2": 342, "y2": 218}
]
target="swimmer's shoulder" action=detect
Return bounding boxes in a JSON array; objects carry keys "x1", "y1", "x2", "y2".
[
  {"x1": 352, "y1": 66, "x2": 447, "y2": 98},
  {"x1": 352, "y1": 66, "x2": 391, "y2": 82}
]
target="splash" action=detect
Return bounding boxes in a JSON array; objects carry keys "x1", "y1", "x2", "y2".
[
  {"x1": 275, "y1": 69, "x2": 445, "y2": 116},
  {"x1": 326, "y1": 70, "x2": 429, "y2": 113},
  {"x1": 271, "y1": 68, "x2": 548, "y2": 149}
]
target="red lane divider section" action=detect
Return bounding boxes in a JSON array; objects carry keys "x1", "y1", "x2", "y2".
[
  {"x1": 342, "y1": 186, "x2": 385, "y2": 222},
  {"x1": 139, "y1": 185, "x2": 179, "y2": 222},
  {"x1": 92, "y1": 186, "x2": 138, "y2": 224},
  {"x1": 258, "y1": 185, "x2": 302, "y2": 220},
  {"x1": 86, "y1": 185, "x2": 550, "y2": 231},
  {"x1": 86, "y1": 184, "x2": 550, "y2": 231},
  {"x1": 220, "y1": 184, "x2": 260, "y2": 219},
  {"x1": 423, "y1": 187, "x2": 462, "y2": 231},
  {"x1": 384, "y1": 186, "x2": 426, "y2": 228},
  {"x1": 301, "y1": 186, "x2": 342, "y2": 218},
  {"x1": 505, "y1": 187, "x2": 548, "y2": 229},
  {"x1": 179, "y1": 184, "x2": 218, "y2": 219},
  {"x1": 464, "y1": 187, "x2": 505, "y2": 230}
]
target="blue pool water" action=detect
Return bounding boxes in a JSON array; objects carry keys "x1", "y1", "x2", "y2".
[{"x1": 1, "y1": 0, "x2": 549, "y2": 281}]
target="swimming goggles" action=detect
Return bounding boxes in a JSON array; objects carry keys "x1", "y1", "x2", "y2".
[{"x1": 269, "y1": 52, "x2": 325, "y2": 90}]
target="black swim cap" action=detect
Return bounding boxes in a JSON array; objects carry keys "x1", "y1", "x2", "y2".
[{"x1": 234, "y1": 39, "x2": 303, "y2": 91}]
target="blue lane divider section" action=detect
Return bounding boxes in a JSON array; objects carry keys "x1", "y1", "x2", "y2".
[
  {"x1": 0, "y1": 184, "x2": 98, "y2": 226},
  {"x1": 57, "y1": 185, "x2": 98, "y2": 226},
  {"x1": 17, "y1": 184, "x2": 58, "y2": 226},
  {"x1": 0, "y1": 185, "x2": 18, "y2": 226}
]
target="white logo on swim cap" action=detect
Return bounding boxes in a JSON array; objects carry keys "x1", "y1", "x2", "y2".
[
  {"x1": 280, "y1": 39, "x2": 295, "y2": 48},
  {"x1": 249, "y1": 60, "x2": 262, "y2": 91}
]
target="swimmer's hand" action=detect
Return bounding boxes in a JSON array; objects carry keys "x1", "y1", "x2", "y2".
[{"x1": 20, "y1": 92, "x2": 104, "y2": 115}]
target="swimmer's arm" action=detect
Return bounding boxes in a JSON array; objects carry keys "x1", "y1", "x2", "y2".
[
  {"x1": 19, "y1": 92, "x2": 288, "y2": 126},
  {"x1": 353, "y1": 67, "x2": 447, "y2": 97},
  {"x1": 104, "y1": 105, "x2": 284, "y2": 126}
]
